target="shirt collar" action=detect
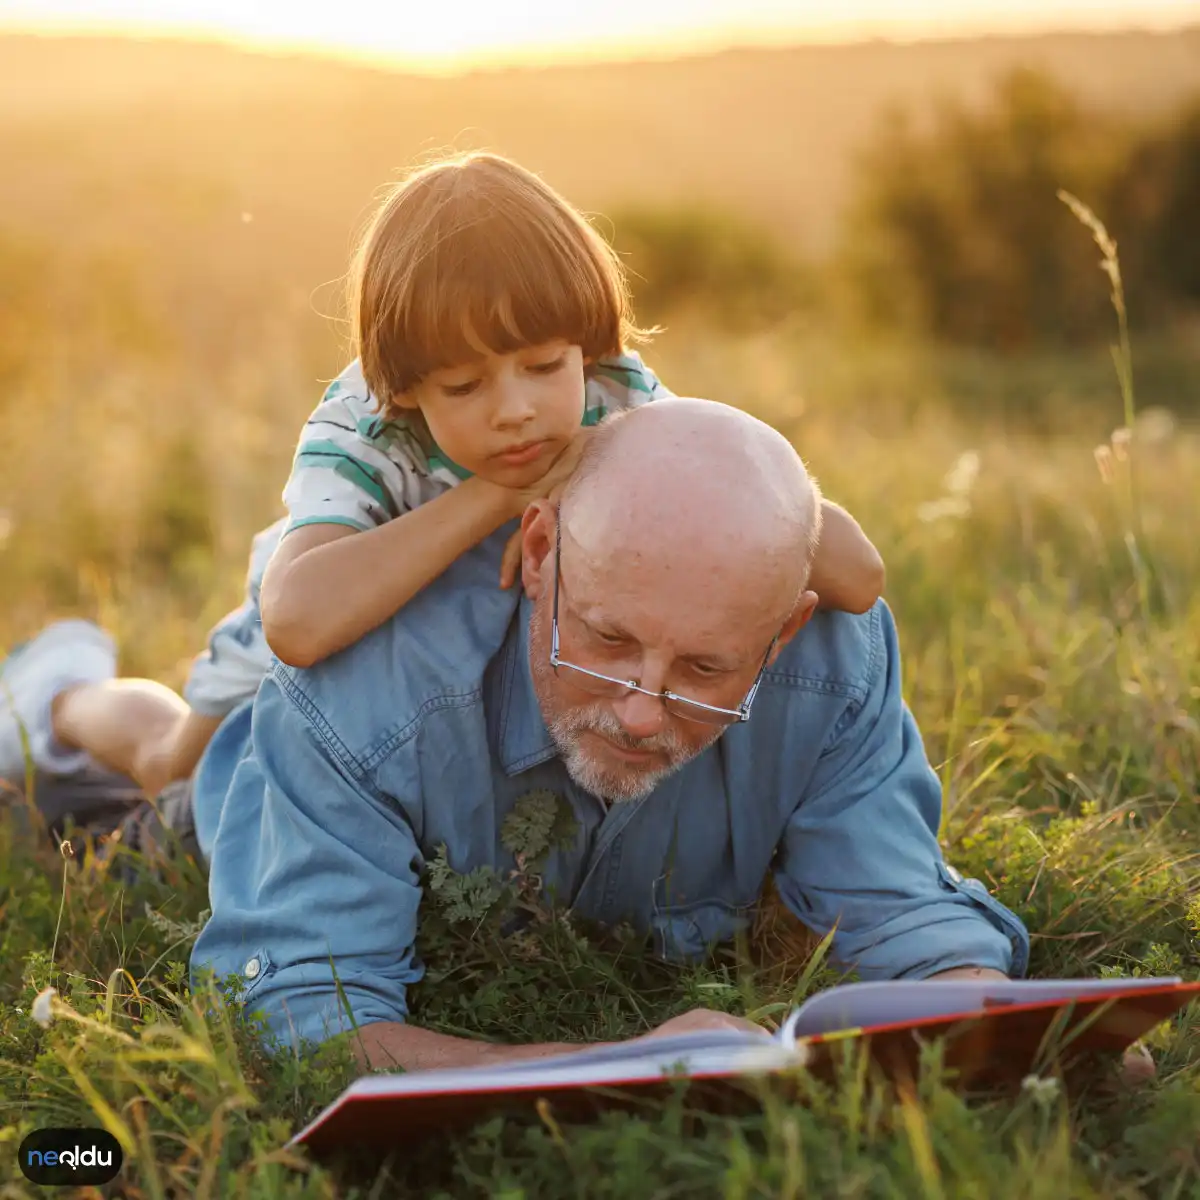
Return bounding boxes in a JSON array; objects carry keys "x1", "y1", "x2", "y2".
[{"x1": 494, "y1": 593, "x2": 559, "y2": 776}]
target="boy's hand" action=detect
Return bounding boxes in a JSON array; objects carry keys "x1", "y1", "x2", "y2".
[
  {"x1": 499, "y1": 430, "x2": 592, "y2": 589},
  {"x1": 515, "y1": 428, "x2": 593, "y2": 509},
  {"x1": 499, "y1": 530, "x2": 523, "y2": 590}
]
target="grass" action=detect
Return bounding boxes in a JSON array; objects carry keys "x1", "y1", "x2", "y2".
[
  {"x1": 2, "y1": 205, "x2": 1200, "y2": 1195},
  {"x1": 2, "y1": 384, "x2": 1198, "y2": 1198}
]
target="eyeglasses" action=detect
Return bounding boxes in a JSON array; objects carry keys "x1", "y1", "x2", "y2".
[{"x1": 548, "y1": 507, "x2": 777, "y2": 726}]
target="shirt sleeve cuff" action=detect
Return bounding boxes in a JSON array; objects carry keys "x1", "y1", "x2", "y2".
[
  {"x1": 231, "y1": 946, "x2": 420, "y2": 1050},
  {"x1": 833, "y1": 863, "x2": 1030, "y2": 982}
]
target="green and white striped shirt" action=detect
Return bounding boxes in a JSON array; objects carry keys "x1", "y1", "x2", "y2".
[
  {"x1": 281, "y1": 352, "x2": 674, "y2": 535},
  {"x1": 182, "y1": 351, "x2": 673, "y2": 717}
]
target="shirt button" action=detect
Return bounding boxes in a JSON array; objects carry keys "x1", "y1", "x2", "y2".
[{"x1": 244, "y1": 957, "x2": 261, "y2": 980}]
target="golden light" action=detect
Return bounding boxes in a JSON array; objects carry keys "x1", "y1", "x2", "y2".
[{"x1": 0, "y1": 0, "x2": 1195, "y2": 71}]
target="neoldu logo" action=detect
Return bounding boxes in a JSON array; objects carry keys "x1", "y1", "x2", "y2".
[{"x1": 19, "y1": 1127, "x2": 123, "y2": 1186}]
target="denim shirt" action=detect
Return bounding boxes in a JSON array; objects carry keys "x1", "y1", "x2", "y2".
[{"x1": 190, "y1": 530, "x2": 1029, "y2": 1049}]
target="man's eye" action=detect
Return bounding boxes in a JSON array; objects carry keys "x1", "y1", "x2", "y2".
[
  {"x1": 529, "y1": 357, "x2": 566, "y2": 375},
  {"x1": 594, "y1": 630, "x2": 624, "y2": 646},
  {"x1": 690, "y1": 663, "x2": 724, "y2": 679}
]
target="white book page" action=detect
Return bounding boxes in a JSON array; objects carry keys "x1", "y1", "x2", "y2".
[
  {"x1": 310, "y1": 977, "x2": 1181, "y2": 1109},
  {"x1": 345, "y1": 1029, "x2": 800, "y2": 1100},
  {"x1": 787, "y1": 975, "x2": 1182, "y2": 1038}
]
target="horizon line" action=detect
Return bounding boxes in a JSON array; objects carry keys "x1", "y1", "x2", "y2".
[{"x1": 1, "y1": 12, "x2": 1197, "y2": 77}]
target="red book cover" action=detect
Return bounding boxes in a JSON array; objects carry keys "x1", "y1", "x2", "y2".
[{"x1": 289, "y1": 976, "x2": 1200, "y2": 1157}]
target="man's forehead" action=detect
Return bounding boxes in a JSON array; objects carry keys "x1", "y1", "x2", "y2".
[{"x1": 559, "y1": 529, "x2": 769, "y2": 665}]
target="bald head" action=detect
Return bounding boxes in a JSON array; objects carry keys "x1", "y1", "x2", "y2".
[
  {"x1": 560, "y1": 397, "x2": 822, "y2": 620},
  {"x1": 521, "y1": 397, "x2": 823, "y2": 803}
]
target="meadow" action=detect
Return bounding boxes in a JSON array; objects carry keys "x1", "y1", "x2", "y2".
[{"x1": 1, "y1": 32, "x2": 1199, "y2": 1199}]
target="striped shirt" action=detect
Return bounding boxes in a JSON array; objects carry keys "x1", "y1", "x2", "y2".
[
  {"x1": 182, "y1": 351, "x2": 674, "y2": 717},
  {"x1": 282, "y1": 352, "x2": 674, "y2": 535}
]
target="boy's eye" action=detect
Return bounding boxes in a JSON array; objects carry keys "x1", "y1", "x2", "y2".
[
  {"x1": 441, "y1": 379, "x2": 480, "y2": 397},
  {"x1": 529, "y1": 356, "x2": 567, "y2": 375}
]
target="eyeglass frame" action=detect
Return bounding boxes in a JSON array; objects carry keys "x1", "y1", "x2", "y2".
[{"x1": 548, "y1": 505, "x2": 779, "y2": 725}]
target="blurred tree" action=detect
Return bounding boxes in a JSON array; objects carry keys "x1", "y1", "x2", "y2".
[
  {"x1": 842, "y1": 69, "x2": 1140, "y2": 350},
  {"x1": 605, "y1": 205, "x2": 816, "y2": 331},
  {"x1": 1140, "y1": 100, "x2": 1200, "y2": 309}
]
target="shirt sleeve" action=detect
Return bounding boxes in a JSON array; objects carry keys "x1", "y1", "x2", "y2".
[
  {"x1": 773, "y1": 603, "x2": 1030, "y2": 981},
  {"x1": 586, "y1": 351, "x2": 678, "y2": 418},
  {"x1": 182, "y1": 520, "x2": 282, "y2": 718},
  {"x1": 627, "y1": 350, "x2": 677, "y2": 401},
  {"x1": 281, "y1": 389, "x2": 419, "y2": 535},
  {"x1": 190, "y1": 671, "x2": 425, "y2": 1049}
]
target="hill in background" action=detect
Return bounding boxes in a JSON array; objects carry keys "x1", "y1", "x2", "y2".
[{"x1": 2, "y1": 27, "x2": 1197, "y2": 270}]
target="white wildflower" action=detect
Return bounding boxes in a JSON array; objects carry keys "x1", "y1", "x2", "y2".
[
  {"x1": 1021, "y1": 1073, "x2": 1060, "y2": 1105},
  {"x1": 1111, "y1": 426, "x2": 1132, "y2": 461},
  {"x1": 943, "y1": 450, "x2": 981, "y2": 496},
  {"x1": 917, "y1": 496, "x2": 972, "y2": 524},
  {"x1": 1134, "y1": 406, "x2": 1175, "y2": 445},
  {"x1": 31, "y1": 987, "x2": 57, "y2": 1028},
  {"x1": 1094, "y1": 444, "x2": 1115, "y2": 484}
]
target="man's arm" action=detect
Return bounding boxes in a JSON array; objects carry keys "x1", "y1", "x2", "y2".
[
  {"x1": 350, "y1": 1022, "x2": 586, "y2": 1072},
  {"x1": 927, "y1": 967, "x2": 1010, "y2": 982},
  {"x1": 190, "y1": 673, "x2": 756, "y2": 1069},
  {"x1": 190, "y1": 674, "x2": 431, "y2": 1049},
  {"x1": 347, "y1": 1007, "x2": 773, "y2": 1072},
  {"x1": 772, "y1": 602, "x2": 1030, "y2": 981},
  {"x1": 191, "y1": 673, "x2": 588, "y2": 1061}
]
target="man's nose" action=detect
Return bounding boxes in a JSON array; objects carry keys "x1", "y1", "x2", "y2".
[{"x1": 611, "y1": 689, "x2": 668, "y2": 740}]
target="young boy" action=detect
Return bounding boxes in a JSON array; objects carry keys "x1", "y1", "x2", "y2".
[{"x1": 0, "y1": 152, "x2": 883, "y2": 806}]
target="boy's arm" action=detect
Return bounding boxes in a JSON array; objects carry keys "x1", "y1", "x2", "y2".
[
  {"x1": 261, "y1": 476, "x2": 524, "y2": 668},
  {"x1": 808, "y1": 500, "x2": 886, "y2": 614},
  {"x1": 265, "y1": 429, "x2": 593, "y2": 669}
]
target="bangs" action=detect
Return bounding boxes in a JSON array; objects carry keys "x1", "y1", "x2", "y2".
[
  {"x1": 389, "y1": 209, "x2": 621, "y2": 390},
  {"x1": 352, "y1": 152, "x2": 653, "y2": 413}
]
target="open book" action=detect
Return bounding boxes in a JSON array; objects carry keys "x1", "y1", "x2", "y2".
[{"x1": 290, "y1": 975, "x2": 1200, "y2": 1156}]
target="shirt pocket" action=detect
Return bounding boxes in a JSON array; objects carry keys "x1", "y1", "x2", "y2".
[
  {"x1": 937, "y1": 861, "x2": 1030, "y2": 977},
  {"x1": 650, "y1": 893, "x2": 756, "y2": 962}
]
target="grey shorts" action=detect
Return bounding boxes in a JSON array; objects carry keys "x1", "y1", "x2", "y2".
[{"x1": 1, "y1": 765, "x2": 200, "y2": 869}]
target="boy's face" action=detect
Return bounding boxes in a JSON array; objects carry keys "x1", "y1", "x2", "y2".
[{"x1": 398, "y1": 341, "x2": 587, "y2": 485}]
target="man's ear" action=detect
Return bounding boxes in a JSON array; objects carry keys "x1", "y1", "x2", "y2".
[
  {"x1": 768, "y1": 590, "x2": 819, "y2": 665},
  {"x1": 519, "y1": 500, "x2": 556, "y2": 601}
]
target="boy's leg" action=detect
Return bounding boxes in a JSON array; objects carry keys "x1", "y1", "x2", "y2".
[
  {"x1": 2, "y1": 619, "x2": 222, "y2": 799},
  {"x1": 2, "y1": 764, "x2": 201, "y2": 882},
  {"x1": 0, "y1": 620, "x2": 118, "y2": 783},
  {"x1": 107, "y1": 777, "x2": 201, "y2": 870},
  {"x1": 52, "y1": 680, "x2": 220, "y2": 799},
  {"x1": 2, "y1": 763, "x2": 143, "y2": 844}
]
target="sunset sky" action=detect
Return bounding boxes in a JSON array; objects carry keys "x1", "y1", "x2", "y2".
[{"x1": 0, "y1": 0, "x2": 1197, "y2": 70}]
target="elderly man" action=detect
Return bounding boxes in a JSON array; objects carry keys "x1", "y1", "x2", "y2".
[{"x1": 182, "y1": 396, "x2": 1028, "y2": 1070}]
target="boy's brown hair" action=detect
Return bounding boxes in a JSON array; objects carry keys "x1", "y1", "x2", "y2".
[{"x1": 349, "y1": 152, "x2": 651, "y2": 417}]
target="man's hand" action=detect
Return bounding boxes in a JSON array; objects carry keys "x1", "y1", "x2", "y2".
[
  {"x1": 499, "y1": 430, "x2": 593, "y2": 589},
  {"x1": 639, "y1": 1008, "x2": 769, "y2": 1040}
]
